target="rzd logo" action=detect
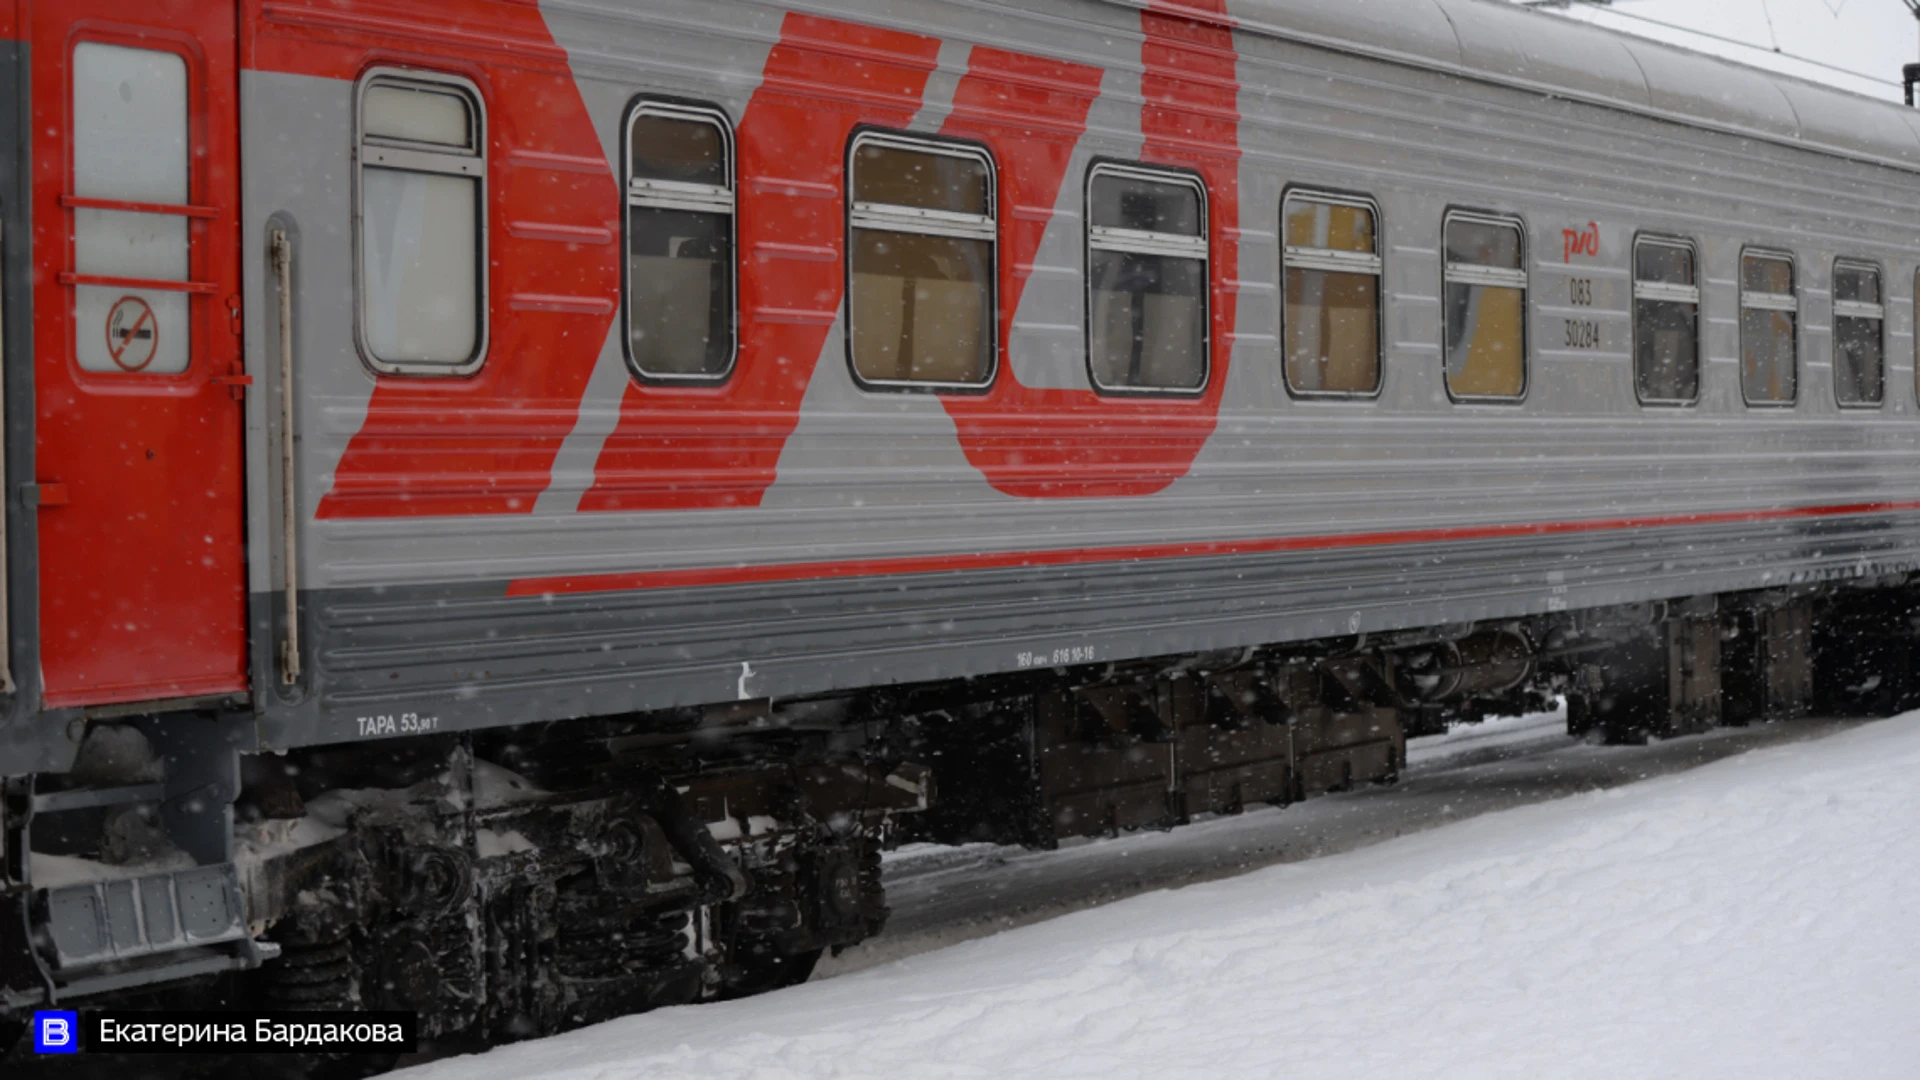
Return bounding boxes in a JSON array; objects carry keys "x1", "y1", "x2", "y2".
[
  {"x1": 1562, "y1": 221, "x2": 1600, "y2": 262},
  {"x1": 34, "y1": 1010, "x2": 78, "y2": 1054}
]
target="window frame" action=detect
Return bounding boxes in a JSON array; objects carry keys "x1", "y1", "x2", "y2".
[
  {"x1": 1831, "y1": 256, "x2": 1885, "y2": 410},
  {"x1": 351, "y1": 67, "x2": 490, "y2": 378},
  {"x1": 65, "y1": 35, "x2": 204, "y2": 382},
  {"x1": 1279, "y1": 186, "x2": 1386, "y2": 401},
  {"x1": 1737, "y1": 246, "x2": 1798, "y2": 409},
  {"x1": 1439, "y1": 207, "x2": 1529, "y2": 405},
  {"x1": 620, "y1": 96, "x2": 738, "y2": 386},
  {"x1": 842, "y1": 128, "x2": 999, "y2": 395},
  {"x1": 1082, "y1": 159, "x2": 1211, "y2": 398},
  {"x1": 1630, "y1": 233, "x2": 1703, "y2": 408}
]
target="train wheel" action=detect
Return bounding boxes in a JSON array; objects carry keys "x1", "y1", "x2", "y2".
[{"x1": 719, "y1": 943, "x2": 824, "y2": 999}]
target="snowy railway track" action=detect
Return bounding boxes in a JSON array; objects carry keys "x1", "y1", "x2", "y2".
[
  {"x1": 814, "y1": 711, "x2": 1869, "y2": 982},
  {"x1": 395, "y1": 710, "x2": 1920, "y2": 1080}
]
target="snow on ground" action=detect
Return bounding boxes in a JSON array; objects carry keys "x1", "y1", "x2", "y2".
[
  {"x1": 1404, "y1": 700, "x2": 1568, "y2": 767},
  {"x1": 825, "y1": 711, "x2": 1859, "y2": 983},
  {"x1": 402, "y1": 712, "x2": 1920, "y2": 1080},
  {"x1": 1519, "y1": 0, "x2": 1915, "y2": 102}
]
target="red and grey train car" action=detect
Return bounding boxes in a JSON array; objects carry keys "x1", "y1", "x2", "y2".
[{"x1": 6, "y1": 0, "x2": 1920, "y2": 1049}]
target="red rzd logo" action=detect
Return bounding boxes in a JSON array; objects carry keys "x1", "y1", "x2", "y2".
[{"x1": 1562, "y1": 221, "x2": 1599, "y2": 263}]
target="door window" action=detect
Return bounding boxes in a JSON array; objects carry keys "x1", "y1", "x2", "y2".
[{"x1": 70, "y1": 42, "x2": 191, "y2": 374}]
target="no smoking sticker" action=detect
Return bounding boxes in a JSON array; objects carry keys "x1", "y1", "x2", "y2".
[{"x1": 105, "y1": 296, "x2": 158, "y2": 372}]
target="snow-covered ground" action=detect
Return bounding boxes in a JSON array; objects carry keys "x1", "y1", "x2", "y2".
[{"x1": 401, "y1": 712, "x2": 1920, "y2": 1080}]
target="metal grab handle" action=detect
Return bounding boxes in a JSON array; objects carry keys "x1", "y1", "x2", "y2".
[
  {"x1": 271, "y1": 228, "x2": 300, "y2": 685},
  {"x1": 0, "y1": 218, "x2": 13, "y2": 695}
]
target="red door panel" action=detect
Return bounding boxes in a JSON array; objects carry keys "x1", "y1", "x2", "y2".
[{"x1": 29, "y1": 0, "x2": 247, "y2": 707}]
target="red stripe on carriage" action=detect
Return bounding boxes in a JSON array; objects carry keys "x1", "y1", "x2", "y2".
[
  {"x1": 505, "y1": 500, "x2": 1920, "y2": 597},
  {"x1": 936, "y1": 2, "x2": 1242, "y2": 498},
  {"x1": 577, "y1": 14, "x2": 942, "y2": 511},
  {"x1": 306, "y1": 0, "x2": 620, "y2": 518}
]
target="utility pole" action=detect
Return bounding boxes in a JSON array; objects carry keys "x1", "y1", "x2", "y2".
[{"x1": 1905, "y1": 0, "x2": 1920, "y2": 104}]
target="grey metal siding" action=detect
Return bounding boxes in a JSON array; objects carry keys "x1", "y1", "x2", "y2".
[
  {"x1": 218, "y1": 0, "x2": 1920, "y2": 750},
  {"x1": 254, "y1": 509, "x2": 1920, "y2": 748}
]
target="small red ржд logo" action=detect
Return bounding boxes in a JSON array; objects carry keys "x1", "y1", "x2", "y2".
[{"x1": 1562, "y1": 221, "x2": 1599, "y2": 263}]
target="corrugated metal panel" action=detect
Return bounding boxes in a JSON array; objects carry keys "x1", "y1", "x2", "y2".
[
  {"x1": 1627, "y1": 42, "x2": 1799, "y2": 140},
  {"x1": 1217, "y1": 0, "x2": 1920, "y2": 172},
  {"x1": 263, "y1": 512, "x2": 1920, "y2": 749},
  {"x1": 1436, "y1": 0, "x2": 1650, "y2": 110},
  {"x1": 1774, "y1": 79, "x2": 1920, "y2": 167},
  {"x1": 1898, "y1": 106, "x2": 1920, "y2": 152},
  {"x1": 1209, "y1": 0, "x2": 1462, "y2": 70}
]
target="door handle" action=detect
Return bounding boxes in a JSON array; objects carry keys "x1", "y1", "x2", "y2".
[{"x1": 271, "y1": 228, "x2": 301, "y2": 685}]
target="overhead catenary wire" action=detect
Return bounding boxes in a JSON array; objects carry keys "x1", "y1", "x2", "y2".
[
  {"x1": 1524, "y1": 0, "x2": 1902, "y2": 89},
  {"x1": 1759, "y1": 0, "x2": 1783, "y2": 52}
]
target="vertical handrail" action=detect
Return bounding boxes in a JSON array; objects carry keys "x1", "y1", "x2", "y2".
[
  {"x1": 271, "y1": 228, "x2": 300, "y2": 684},
  {"x1": 0, "y1": 217, "x2": 14, "y2": 695}
]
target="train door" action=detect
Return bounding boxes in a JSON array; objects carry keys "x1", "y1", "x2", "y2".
[{"x1": 28, "y1": 0, "x2": 247, "y2": 708}]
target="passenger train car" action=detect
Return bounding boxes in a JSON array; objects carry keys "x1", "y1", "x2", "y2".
[{"x1": 6, "y1": 0, "x2": 1920, "y2": 1054}]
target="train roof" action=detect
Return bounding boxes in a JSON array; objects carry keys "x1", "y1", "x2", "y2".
[{"x1": 1144, "y1": 0, "x2": 1920, "y2": 173}]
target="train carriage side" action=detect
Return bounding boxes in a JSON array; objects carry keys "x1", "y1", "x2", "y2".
[
  {"x1": 6, "y1": 0, "x2": 1920, "y2": 1048},
  {"x1": 265, "y1": 0, "x2": 1920, "y2": 756}
]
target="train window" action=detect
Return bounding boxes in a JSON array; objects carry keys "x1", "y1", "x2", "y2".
[
  {"x1": 1632, "y1": 237, "x2": 1701, "y2": 405},
  {"x1": 355, "y1": 71, "x2": 487, "y2": 376},
  {"x1": 70, "y1": 42, "x2": 191, "y2": 374},
  {"x1": 1282, "y1": 191, "x2": 1382, "y2": 396},
  {"x1": 1441, "y1": 212, "x2": 1526, "y2": 400},
  {"x1": 1832, "y1": 260, "x2": 1884, "y2": 408},
  {"x1": 1085, "y1": 164, "x2": 1208, "y2": 394},
  {"x1": 625, "y1": 101, "x2": 735, "y2": 382},
  {"x1": 1739, "y1": 250, "x2": 1797, "y2": 406},
  {"x1": 846, "y1": 133, "x2": 996, "y2": 389}
]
